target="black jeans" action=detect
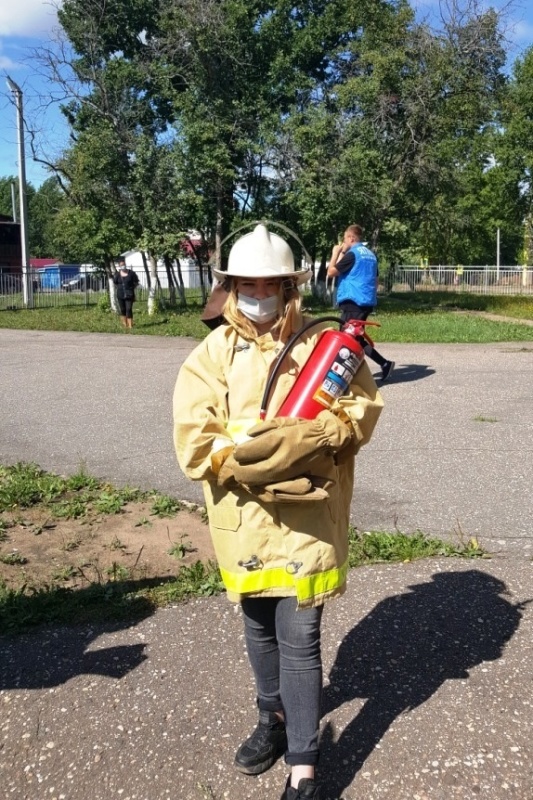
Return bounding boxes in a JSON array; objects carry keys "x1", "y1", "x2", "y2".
[
  {"x1": 338, "y1": 301, "x2": 373, "y2": 324},
  {"x1": 241, "y1": 596, "x2": 324, "y2": 766},
  {"x1": 117, "y1": 297, "x2": 134, "y2": 318},
  {"x1": 338, "y1": 301, "x2": 387, "y2": 367}
]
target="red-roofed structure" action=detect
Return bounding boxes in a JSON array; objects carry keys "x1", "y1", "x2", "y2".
[{"x1": 30, "y1": 258, "x2": 60, "y2": 269}]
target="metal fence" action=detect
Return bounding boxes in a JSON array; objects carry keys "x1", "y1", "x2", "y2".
[
  {"x1": 394, "y1": 266, "x2": 533, "y2": 295},
  {"x1": 0, "y1": 267, "x2": 209, "y2": 311},
  {"x1": 2, "y1": 264, "x2": 533, "y2": 312}
]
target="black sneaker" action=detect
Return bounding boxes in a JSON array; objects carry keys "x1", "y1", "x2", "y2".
[
  {"x1": 281, "y1": 777, "x2": 321, "y2": 799},
  {"x1": 234, "y1": 710, "x2": 288, "y2": 775},
  {"x1": 380, "y1": 360, "x2": 395, "y2": 382}
]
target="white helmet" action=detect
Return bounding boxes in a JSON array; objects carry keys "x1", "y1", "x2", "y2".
[{"x1": 213, "y1": 223, "x2": 311, "y2": 286}]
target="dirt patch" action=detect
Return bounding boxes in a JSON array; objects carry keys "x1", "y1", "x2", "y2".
[{"x1": 0, "y1": 501, "x2": 216, "y2": 590}]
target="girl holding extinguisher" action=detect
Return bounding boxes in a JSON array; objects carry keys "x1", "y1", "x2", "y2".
[{"x1": 173, "y1": 223, "x2": 383, "y2": 800}]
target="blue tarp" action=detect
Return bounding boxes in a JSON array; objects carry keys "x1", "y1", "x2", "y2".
[{"x1": 36, "y1": 265, "x2": 80, "y2": 290}]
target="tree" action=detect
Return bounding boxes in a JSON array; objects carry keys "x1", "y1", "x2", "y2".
[{"x1": 276, "y1": 0, "x2": 508, "y2": 267}]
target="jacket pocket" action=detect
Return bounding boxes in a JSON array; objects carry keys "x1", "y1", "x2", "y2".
[{"x1": 209, "y1": 503, "x2": 241, "y2": 532}]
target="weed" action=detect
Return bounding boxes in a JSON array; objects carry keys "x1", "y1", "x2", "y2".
[
  {"x1": 33, "y1": 519, "x2": 57, "y2": 535},
  {"x1": 473, "y1": 415, "x2": 498, "y2": 423},
  {"x1": 61, "y1": 535, "x2": 82, "y2": 552},
  {"x1": 93, "y1": 491, "x2": 126, "y2": 515},
  {"x1": 0, "y1": 517, "x2": 11, "y2": 542},
  {"x1": 347, "y1": 528, "x2": 485, "y2": 567},
  {"x1": 156, "y1": 561, "x2": 224, "y2": 602},
  {"x1": 0, "y1": 463, "x2": 64, "y2": 511},
  {"x1": 52, "y1": 565, "x2": 78, "y2": 581},
  {"x1": 65, "y1": 467, "x2": 101, "y2": 492},
  {"x1": 108, "y1": 536, "x2": 127, "y2": 552},
  {"x1": 0, "y1": 551, "x2": 28, "y2": 565},
  {"x1": 52, "y1": 499, "x2": 87, "y2": 519},
  {"x1": 107, "y1": 562, "x2": 130, "y2": 582},
  {"x1": 151, "y1": 495, "x2": 182, "y2": 517},
  {"x1": 0, "y1": 462, "x2": 490, "y2": 636},
  {"x1": 168, "y1": 535, "x2": 195, "y2": 559},
  {"x1": 134, "y1": 517, "x2": 152, "y2": 527}
]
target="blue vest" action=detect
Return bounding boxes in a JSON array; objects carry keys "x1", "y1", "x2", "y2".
[{"x1": 336, "y1": 243, "x2": 378, "y2": 307}]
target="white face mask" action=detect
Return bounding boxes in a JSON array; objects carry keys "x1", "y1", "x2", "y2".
[{"x1": 237, "y1": 293, "x2": 279, "y2": 323}]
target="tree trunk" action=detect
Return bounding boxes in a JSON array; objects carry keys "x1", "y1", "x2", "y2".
[
  {"x1": 141, "y1": 251, "x2": 151, "y2": 288},
  {"x1": 214, "y1": 192, "x2": 224, "y2": 270},
  {"x1": 106, "y1": 258, "x2": 119, "y2": 313},
  {"x1": 173, "y1": 257, "x2": 187, "y2": 305},
  {"x1": 147, "y1": 251, "x2": 160, "y2": 315},
  {"x1": 163, "y1": 254, "x2": 177, "y2": 305}
]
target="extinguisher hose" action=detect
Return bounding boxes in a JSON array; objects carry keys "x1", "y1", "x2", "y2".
[{"x1": 259, "y1": 316, "x2": 343, "y2": 419}]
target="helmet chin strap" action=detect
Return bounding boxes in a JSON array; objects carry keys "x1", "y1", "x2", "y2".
[{"x1": 282, "y1": 280, "x2": 299, "y2": 304}]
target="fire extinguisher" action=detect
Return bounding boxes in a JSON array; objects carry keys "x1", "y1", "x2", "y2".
[{"x1": 259, "y1": 317, "x2": 379, "y2": 421}]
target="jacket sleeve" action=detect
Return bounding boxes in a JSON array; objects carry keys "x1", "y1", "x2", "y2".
[
  {"x1": 334, "y1": 360, "x2": 384, "y2": 453},
  {"x1": 173, "y1": 336, "x2": 232, "y2": 481}
]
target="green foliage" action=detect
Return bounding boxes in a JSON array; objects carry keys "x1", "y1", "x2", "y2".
[
  {"x1": 157, "y1": 561, "x2": 224, "y2": 601},
  {"x1": 0, "y1": 462, "x2": 490, "y2": 634},
  {"x1": 93, "y1": 491, "x2": 128, "y2": 515},
  {"x1": 168, "y1": 537, "x2": 194, "y2": 560},
  {"x1": 2, "y1": 291, "x2": 532, "y2": 343},
  {"x1": 150, "y1": 495, "x2": 182, "y2": 517},
  {"x1": 347, "y1": 528, "x2": 485, "y2": 567},
  {"x1": 16, "y1": 2, "x2": 533, "y2": 280},
  {"x1": 0, "y1": 463, "x2": 65, "y2": 511},
  {"x1": 0, "y1": 551, "x2": 28, "y2": 565}
]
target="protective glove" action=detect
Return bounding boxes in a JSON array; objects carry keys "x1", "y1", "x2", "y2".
[
  {"x1": 242, "y1": 475, "x2": 332, "y2": 504},
  {"x1": 223, "y1": 411, "x2": 352, "y2": 486},
  {"x1": 211, "y1": 445, "x2": 240, "y2": 489}
]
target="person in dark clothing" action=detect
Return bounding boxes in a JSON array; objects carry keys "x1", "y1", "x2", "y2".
[
  {"x1": 112, "y1": 258, "x2": 140, "y2": 329},
  {"x1": 327, "y1": 225, "x2": 394, "y2": 383}
]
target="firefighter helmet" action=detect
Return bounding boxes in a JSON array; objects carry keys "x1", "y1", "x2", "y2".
[{"x1": 213, "y1": 223, "x2": 311, "y2": 286}]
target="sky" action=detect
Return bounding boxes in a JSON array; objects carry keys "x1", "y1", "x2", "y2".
[{"x1": 1, "y1": 0, "x2": 533, "y2": 191}]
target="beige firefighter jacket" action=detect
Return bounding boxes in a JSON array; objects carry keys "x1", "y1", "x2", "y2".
[{"x1": 173, "y1": 318, "x2": 384, "y2": 608}]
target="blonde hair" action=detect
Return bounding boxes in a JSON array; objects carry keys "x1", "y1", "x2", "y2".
[
  {"x1": 345, "y1": 224, "x2": 363, "y2": 239},
  {"x1": 223, "y1": 279, "x2": 303, "y2": 340}
]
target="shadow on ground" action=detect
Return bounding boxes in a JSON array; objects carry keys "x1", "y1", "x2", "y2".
[
  {"x1": 0, "y1": 576, "x2": 183, "y2": 688},
  {"x1": 319, "y1": 570, "x2": 525, "y2": 799},
  {"x1": 374, "y1": 363, "x2": 436, "y2": 384}
]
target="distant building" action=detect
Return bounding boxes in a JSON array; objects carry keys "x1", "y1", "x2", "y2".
[
  {"x1": 122, "y1": 245, "x2": 204, "y2": 290},
  {"x1": 30, "y1": 258, "x2": 59, "y2": 270}
]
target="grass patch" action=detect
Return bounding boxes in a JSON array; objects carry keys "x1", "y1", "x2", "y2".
[
  {"x1": 1, "y1": 291, "x2": 532, "y2": 343},
  {"x1": 347, "y1": 528, "x2": 485, "y2": 567},
  {"x1": 0, "y1": 462, "x2": 487, "y2": 635}
]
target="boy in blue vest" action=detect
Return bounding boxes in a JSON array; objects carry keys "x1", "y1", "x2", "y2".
[{"x1": 327, "y1": 224, "x2": 394, "y2": 382}]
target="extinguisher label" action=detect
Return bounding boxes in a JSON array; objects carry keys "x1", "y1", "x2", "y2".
[
  {"x1": 312, "y1": 351, "x2": 363, "y2": 408},
  {"x1": 331, "y1": 361, "x2": 352, "y2": 381}
]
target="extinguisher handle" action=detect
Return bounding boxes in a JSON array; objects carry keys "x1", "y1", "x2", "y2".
[{"x1": 342, "y1": 318, "x2": 380, "y2": 348}]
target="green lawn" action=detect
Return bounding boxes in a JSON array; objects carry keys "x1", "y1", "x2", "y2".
[{"x1": 0, "y1": 291, "x2": 532, "y2": 342}]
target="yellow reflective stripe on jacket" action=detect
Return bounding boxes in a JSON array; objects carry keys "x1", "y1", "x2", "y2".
[
  {"x1": 226, "y1": 418, "x2": 260, "y2": 444},
  {"x1": 220, "y1": 560, "x2": 349, "y2": 603}
]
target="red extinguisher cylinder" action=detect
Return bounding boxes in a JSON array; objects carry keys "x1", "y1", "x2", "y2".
[{"x1": 277, "y1": 328, "x2": 365, "y2": 419}]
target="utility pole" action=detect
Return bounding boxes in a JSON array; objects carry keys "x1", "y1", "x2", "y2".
[
  {"x1": 6, "y1": 76, "x2": 33, "y2": 308},
  {"x1": 11, "y1": 182, "x2": 18, "y2": 222},
  {"x1": 496, "y1": 227, "x2": 500, "y2": 283}
]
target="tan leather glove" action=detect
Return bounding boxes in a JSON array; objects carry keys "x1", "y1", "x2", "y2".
[
  {"x1": 225, "y1": 411, "x2": 352, "y2": 485},
  {"x1": 212, "y1": 445, "x2": 239, "y2": 489},
  {"x1": 243, "y1": 476, "x2": 332, "y2": 504}
]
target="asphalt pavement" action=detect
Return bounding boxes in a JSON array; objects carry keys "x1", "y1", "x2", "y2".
[{"x1": 1, "y1": 327, "x2": 532, "y2": 800}]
